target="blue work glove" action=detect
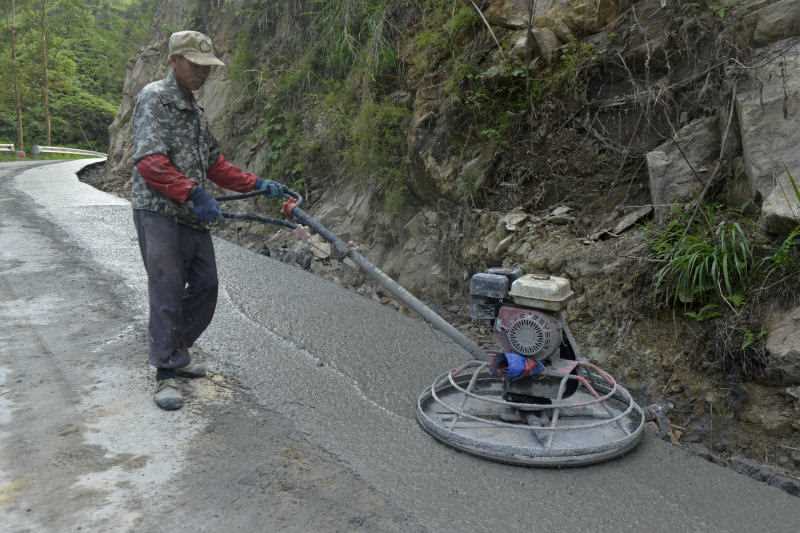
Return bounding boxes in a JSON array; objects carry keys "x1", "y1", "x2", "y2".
[
  {"x1": 189, "y1": 186, "x2": 222, "y2": 224},
  {"x1": 255, "y1": 178, "x2": 288, "y2": 198},
  {"x1": 504, "y1": 353, "x2": 544, "y2": 380}
]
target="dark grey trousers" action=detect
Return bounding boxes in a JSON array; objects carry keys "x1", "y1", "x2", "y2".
[{"x1": 133, "y1": 209, "x2": 218, "y2": 369}]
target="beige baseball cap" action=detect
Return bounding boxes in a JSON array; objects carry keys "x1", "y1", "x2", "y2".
[{"x1": 168, "y1": 31, "x2": 224, "y2": 66}]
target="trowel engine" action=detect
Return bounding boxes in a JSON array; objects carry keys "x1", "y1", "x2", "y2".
[
  {"x1": 413, "y1": 267, "x2": 645, "y2": 466},
  {"x1": 469, "y1": 268, "x2": 579, "y2": 404}
]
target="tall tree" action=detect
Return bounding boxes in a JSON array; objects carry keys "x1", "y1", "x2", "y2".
[
  {"x1": 11, "y1": 0, "x2": 24, "y2": 151},
  {"x1": 0, "y1": 0, "x2": 157, "y2": 149},
  {"x1": 40, "y1": 0, "x2": 51, "y2": 144}
]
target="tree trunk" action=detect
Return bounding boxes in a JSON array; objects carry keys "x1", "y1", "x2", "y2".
[
  {"x1": 11, "y1": 0, "x2": 25, "y2": 152},
  {"x1": 41, "y1": 0, "x2": 52, "y2": 145}
]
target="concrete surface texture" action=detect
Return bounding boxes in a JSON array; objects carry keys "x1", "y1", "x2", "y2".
[{"x1": 1, "y1": 160, "x2": 799, "y2": 533}]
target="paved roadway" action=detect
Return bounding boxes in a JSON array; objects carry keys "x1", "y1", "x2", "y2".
[{"x1": 1, "y1": 160, "x2": 799, "y2": 533}]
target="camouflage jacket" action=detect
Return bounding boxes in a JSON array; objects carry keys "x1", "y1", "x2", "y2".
[{"x1": 130, "y1": 70, "x2": 220, "y2": 229}]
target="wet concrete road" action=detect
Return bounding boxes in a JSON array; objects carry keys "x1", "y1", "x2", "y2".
[{"x1": 2, "y1": 160, "x2": 799, "y2": 533}]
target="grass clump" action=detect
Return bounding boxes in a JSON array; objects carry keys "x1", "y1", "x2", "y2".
[
  {"x1": 646, "y1": 207, "x2": 768, "y2": 377},
  {"x1": 650, "y1": 216, "x2": 752, "y2": 308}
]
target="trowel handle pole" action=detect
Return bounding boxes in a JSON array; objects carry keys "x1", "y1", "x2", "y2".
[{"x1": 289, "y1": 205, "x2": 488, "y2": 361}]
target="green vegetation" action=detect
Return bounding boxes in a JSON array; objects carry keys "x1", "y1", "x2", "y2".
[
  {"x1": 225, "y1": 0, "x2": 417, "y2": 209},
  {"x1": 348, "y1": 101, "x2": 410, "y2": 185},
  {"x1": 222, "y1": 0, "x2": 599, "y2": 210},
  {"x1": 0, "y1": 0, "x2": 157, "y2": 151},
  {"x1": 649, "y1": 208, "x2": 753, "y2": 309},
  {"x1": 644, "y1": 199, "x2": 800, "y2": 376}
]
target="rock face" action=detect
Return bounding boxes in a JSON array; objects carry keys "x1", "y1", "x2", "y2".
[
  {"x1": 106, "y1": 44, "x2": 168, "y2": 188},
  {"x1": 736, "y1": 39, "x2": 800, "y2": 202},
  {"x1": 485, "y1": 0, "x2": 557, "y2": 29},
  {"x1": 530, "y1": 27, "x2": 562, "y2": 64},
  {"x1": 751, "y1": 0, "x2": 800, "y2": 47},
  {"x1": 765, "y1": 306, "x2": 800, "y2": 385},
  {"x1": 760, "y1": 171, "x2": 800, "y2": 235},
  {"x1": 647, "y1": 117, "x2": 720, "y2": 222},
  {"x1": 740, "y1": 383, "x2": 798, "y2": 438},
  {"x1": 510, "y1": 28, "x2": 562, "y2": 63}
]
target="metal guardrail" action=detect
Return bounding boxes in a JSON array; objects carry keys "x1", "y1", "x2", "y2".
[
  {"x1": 0, "y1": 144, "x2": 13, "y2": 152},
  {"x1": 32, "y1": 145, "x2": 106, "y2": 158}
]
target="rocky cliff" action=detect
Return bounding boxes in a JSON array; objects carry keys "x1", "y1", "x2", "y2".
[{"x1": 102, "y1": 0, "x2": 800, "y2": 478}]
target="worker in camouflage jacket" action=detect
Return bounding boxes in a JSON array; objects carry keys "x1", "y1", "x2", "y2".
[{"x1": 131, "y1": 30, "x2": 287, "y2": 411}]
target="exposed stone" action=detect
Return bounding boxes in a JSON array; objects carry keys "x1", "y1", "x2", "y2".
[
  {"x1": 547, "y1": 215, "x2": 575, "y2": 225},
  {"x1": 510, "y1": 31, "x2": 533, "y2": 61},
  {"x1": 786, "y1": 385, "x2": 800, "y2": 401},
  {"x1": 501, "y1": 212, "x2": 530, "y2": 231},
  {"x1": 535, "y1": 15, "x2": 576, "y2": 43},
  {"x1": 760, "y1": 172, "x2": 800, "y2": 236},
  {"x1": 586, "y1": 345, "x2": 612, "y2": 365},
  {"x1": 765, "y1": 307, "x2": 800, "y2": 385},
  {"x1": 457, "y1": 150, "x2": 496, "y2": 199},
  {"x1": 267, "y1": 246, "x2": 313, "y2": 271},
  {"x1": 647, "y1": 117, "x2": 720, "y2": 223},
  {"x1": 559, "y1": 0, "x2": 622, "y2": 35},
  {"x1": 721, "y1": 158, "x2": 756, "y2": 212},
  {"x1": 530, "y1": 28, "x2": 562, "y2": 64},
  {"x1": 484, "y1": 232, "x2": 501, "y2": 257},
  {"x1": 509, "y1": 27, "x2": 562, "y2": 64},
  {"x1": 751, "y1": 0, "x2": 800, "y2": 47},
  {"x1": 494, "y1": 234, "x2": 515, "y2": 258},
  {"x1": 516, "y1": 241, "x2": 533, "y2": 258},
  {"x1": 736, "y1": 39, "x2": 800, "y2": 201},
  {"x1": 583, "y1": 31, "x2": 612, "y2": 56},
  {"x1": 612, "y1": 205, "x2": 653, "y2": 235},
  {"x1": 388, "y1": 90, "x2": 412, "y2": 106},
  {"x1": 315, "y1": 182, "x2": 377, "y2": 244},
  {"x1": 308, "y1": 235, "x2": 332, "y2": 260},
  {"x1": 740, "y1": 389, "x2": 794, "y2": 434},
  {"x1": 484, "y1": 0, "x2": 555, "y2": 29},
  {"x1": 730, "y1": 456, "x2": 800, "y2": 497}
]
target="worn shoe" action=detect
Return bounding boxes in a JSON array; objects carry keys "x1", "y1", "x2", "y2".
[
  {"x1": 154, "y1": 378, "x2": 183, "y2": 411},
  {"x1": 175, "y1": 362, "x2": 207, "y2": 379},
  {"x1": 170, "y1": 347, "x2": 207, "y2": 379}
]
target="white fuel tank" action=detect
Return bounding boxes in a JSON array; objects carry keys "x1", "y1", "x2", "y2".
[{"x1": 509, "y1": 274, "x2": 574, "y2": 311}]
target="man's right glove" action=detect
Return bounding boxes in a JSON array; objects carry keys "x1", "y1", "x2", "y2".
[{"x1": 189, "y1": 186, "x2": 222, "y2": 223}]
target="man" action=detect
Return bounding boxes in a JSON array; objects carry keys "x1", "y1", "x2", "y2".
[{"x1": 131, "y1": 30, "x2": 286, "y2": 410}]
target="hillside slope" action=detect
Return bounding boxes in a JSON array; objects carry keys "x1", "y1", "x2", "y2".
[{"x1": 100, "y1": 0, "x2": 800, "y2": 485}]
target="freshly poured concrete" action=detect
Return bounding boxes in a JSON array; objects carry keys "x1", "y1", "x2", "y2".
[{"x1": 1, "y1": 160, "x2": 798, "y2": 532}]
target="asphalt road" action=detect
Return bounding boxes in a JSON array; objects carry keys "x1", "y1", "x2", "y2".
[{"x1": 1, "y1": 160, "x2": 799, "y2": 533}]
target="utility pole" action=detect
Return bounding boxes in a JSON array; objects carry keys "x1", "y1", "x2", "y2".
[
  {"x1": 41, "y1": 0, "x2": 51, "y2": 145},
  {"x1": 11, "y1": 0, "x2": 25, "y2": 152}
]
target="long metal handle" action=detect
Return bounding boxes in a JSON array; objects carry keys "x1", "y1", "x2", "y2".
[
  {"x1": 221, "y1": 212, "x2": 297, "y2": 229},
  {"x1": 289, "y1": 204, "x2": 488, "y2": 361}
]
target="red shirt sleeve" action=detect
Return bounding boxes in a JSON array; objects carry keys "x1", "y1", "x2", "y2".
[
  {"x1": 207, "y1": 155, "x2": 258, "y2": 192},
  {"x1": 136, "y1": 154, "x2": 196, "y2": 203}
]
